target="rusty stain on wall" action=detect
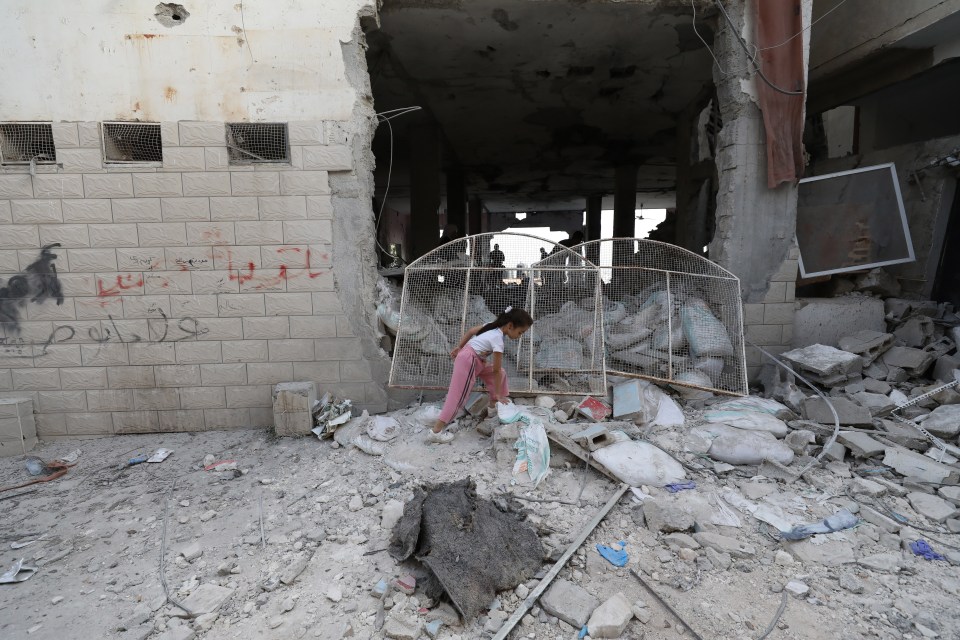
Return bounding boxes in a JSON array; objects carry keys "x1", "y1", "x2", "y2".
[{"x1": 164, "y1": 86, "x2": 178, "y2": 102}]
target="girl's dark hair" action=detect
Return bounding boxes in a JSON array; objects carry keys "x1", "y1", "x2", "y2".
[{"x1": 478, "y1": 307, "x2": 534, "y2": 335}]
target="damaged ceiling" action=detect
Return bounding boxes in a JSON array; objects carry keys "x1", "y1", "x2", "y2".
[{"x1": 367, "y1": 0, "x2": 715, "y2": 212}]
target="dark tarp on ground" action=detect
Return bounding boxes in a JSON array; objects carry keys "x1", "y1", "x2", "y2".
[
  {"x1": 757, "y1": 0, "x2": 807, "y2": 188},
  {"x1": 388, "y1": 478, "x2": 544, "y2": 620}
]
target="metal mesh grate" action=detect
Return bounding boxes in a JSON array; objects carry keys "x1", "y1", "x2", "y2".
[
  {"x1": 102, "y1": 122, "x2": 163, "y2": 163},
  {"x1": 0, "y1": 123, "x2": 56, "y2": 165},
  {"x1": 573, "y1": 238, "x2": 748, "y2": 396},
  {"x1": 226, "y1": 123, "x2": 289, "y2": 164},
  {"x1": 389, "y1": 232, "x2": 606, "y2": 397}
]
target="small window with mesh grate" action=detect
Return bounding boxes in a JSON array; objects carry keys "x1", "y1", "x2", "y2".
[
  {"x1": 226, "y1": 123, "x2": 290, "y2": 164},
  {"x1": 102, "y1": 122, "x2": 163, "y2": 164},
  {"x1": 0, "y1": 123, "x2": 56, "y2": 165}
]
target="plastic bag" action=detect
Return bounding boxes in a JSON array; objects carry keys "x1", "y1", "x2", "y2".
[
  {"x1": 512, "y1": 417, "x2": 551, "y2": 487},
  {"x1": 681, "y1": 298, "x2": 734, "y2": 357},
  {"x1": 592, "y1": 441, "x2": 686, "y2": 487},
  {"x1": 367, "y1": 416, "x2": 400, "y2": 442},
  {"x1": 415, "y1": 405, "x2": 442, "y2": 427},
  {"x1": 497, "y1": 401, "x2": 523, "y2": 424}
]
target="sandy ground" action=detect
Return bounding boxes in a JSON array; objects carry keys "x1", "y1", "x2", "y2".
[{"x1": 1, "y1": 404, "x2": 959, "y2": 640}]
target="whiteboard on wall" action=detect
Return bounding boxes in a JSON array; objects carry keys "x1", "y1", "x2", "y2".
[{"x1": 796, "y1": 163, "x2": 915, "y2": 278}]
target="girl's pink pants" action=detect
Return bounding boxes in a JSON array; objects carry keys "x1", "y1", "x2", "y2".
[{"x1": 438, "y1": 346, "x2": 509, "y2": 423}]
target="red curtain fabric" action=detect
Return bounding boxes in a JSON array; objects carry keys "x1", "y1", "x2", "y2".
[{"x1": 756, "y1": 0, "x2": 806, "y2": 188}]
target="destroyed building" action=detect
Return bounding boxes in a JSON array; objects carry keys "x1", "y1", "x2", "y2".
[{"x1": 2, "y1": 3, "x2": 960, "y2": 640}]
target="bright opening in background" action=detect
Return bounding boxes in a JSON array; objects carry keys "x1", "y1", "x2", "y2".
[
  {"x1": 599, "y1": 209, "x2": 667, "y2": 267},
  {"x1": 494, "y1": 227, "x2": 567, "y2": 271}
]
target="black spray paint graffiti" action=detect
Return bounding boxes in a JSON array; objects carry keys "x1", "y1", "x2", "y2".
[
  {"x1": 0, "y1": 310, "x2": 209, "y2": 360},
  {"x1": 0, "y1": 244, "x2": 64, "y2": 333}
]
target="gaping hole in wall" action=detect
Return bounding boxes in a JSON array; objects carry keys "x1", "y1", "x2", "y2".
[
  {"x1": 154, "y1": 3, "x2": 190, "y2": 28},
  {"x1": 363, "y1": 0, "x2": 718, "y2": 271}
]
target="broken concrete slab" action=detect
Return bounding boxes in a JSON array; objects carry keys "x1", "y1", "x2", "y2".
[
  {"x1": 893, "y1": 316, "x2": 934, "y2": 348},
  {"x1": 837, "y1": 432, "x2": 886, "y2": 458},
  {"x1": 782, "y1": 344, "x2": 863, "y2": 386},
  {"x1": 939, "y1": 486, "x2": 960, "y2": 507},
  {"x1": 858, "y1": 553, "x2": 902, "y2": 573},
  {"x1": 802, "y1": 397, "x2": 872, "y2": 426},
  {"x1": 907, "y1": 492, "x2": 958, "y2": 523},
  {"x1": 173, "y1": 583, "x2": 233, "y2": 617},
  {"x1": 859, "y1": 506, "x2": 901, "y2": 533},
  {"x1": 785, "y1": 540, "x2": 856, "y2": 566},
  {"x1": 662, "y1": 533, "x2": 700, "y2": 550},
  {"x1": 838, "y1": 330, "x2": 894, "y2": 365},
  {"x1": 692, "y1": 532, "x2": 755, "y2": 559},
  {"x1": 540, "y1": 580, "x2": 599, "y2": 628},
  {"x1": 849, "y1": 477, "x2": 887, "y2": 497},
  {"x1": 855, "y1": 268, "x2": 901, "y2": 297},
  {"x1": 587, "y1": 592, "x2": 633, "y2": 639},
  {"x1": 863, "y1": 377, "x2": 892, "y2": 395},
  {"x1": 882, "y1": 347, "x2": 935, "y2": 377},
  {"x1": 383, "y1": 615, "x2": 422, "y2": 640},
  {"x1": 883, "y1": 446, "x2": 960, "y2": 485},
  {"x1": 850, "y1": 391, "x2": 896, "y2": 416},
  {"x1": 642, "y1": 500, "x2": 694, "y2": 534},
  {"x1": 878, "y1": 420, "x2": 929, "y2": 450},
  {"x1": 932, "y1": 354, "x2": 960, "y2": 383},
  {"x1": 918, "y1": 405, "x2": 960, "y2": 439}
]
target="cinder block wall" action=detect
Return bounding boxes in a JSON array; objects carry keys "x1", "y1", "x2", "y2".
[{"x1": 0, "y1": 120, "x2": 384, "y2": 437}]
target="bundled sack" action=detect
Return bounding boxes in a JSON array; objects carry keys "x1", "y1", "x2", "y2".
[
  {"x1": 681, "y1": 298, "x2": 734, "y2": 358},
  {"x1": 593, "y1": 439, "x2": 687, "y2": 487}
]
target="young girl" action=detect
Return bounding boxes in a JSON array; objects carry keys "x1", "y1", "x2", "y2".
[{"x1": 429, "y1": 306, "x2": 534, "y2": 443}]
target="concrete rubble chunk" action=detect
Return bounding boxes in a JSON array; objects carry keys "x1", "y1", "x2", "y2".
[
  {"x1": 863, "y1": 377, "x2": 892, "y2": 395},
  {"x1": 850, "y1": 392, "x2": 895, "y2": 416},
  {"x1": 849, "y1": 477, "x2": 886, "y2": 497},
  {"x1": 855, "y1": 268, "x2": 901, "y2": 297},
  {"x1": 918, "y1": 405, "x2": 960, "y2": 439},
  {"x1": 662, "y1": 533, "x2": 700, "y2": 549},
  {"x1": 802, "y1": 397, "x2": 872, "y2": 426},
  {"x1": 839, "y1": 573, "x2": 864, "y2": 594},
  {"x1": 156, "y1": 628, "x2": 195, "y2": 640},
  {"x1": 785, "y1": 540, "x2": 856, "y2": 566},
  {"x1": 859, "y1": 505, "x2": 901, "y2": 533},
  {"x1": 883, "y1": 446, "x2": 960, "y2": 485},
  {"x1": 932, "y1": 354, "x2": 960, "y2": 382},
  {"x1": 939, "y1": 486, "x2": 960, "y2": 507},
  {"x1": 587, "y1": 593, "x2": 634, "y2": 639},
  {"x1": 907, "y1": 492, "x2": 958, "y2": 523},
  {"x1": 178, "y1": 542, "x2": 202, "y2": 562},
  {"x1": 837, "y1": 432, "x2": 886, "y2": 458},
  {"x1": 882, "y1": 347, "x2": 935, "y2": 376},
  {"x1": 893, "y1": 316, "x2": 934, "y2": 348},
  {"x1": 794, "y1": 297, "x2": 886, "y2": 350},
  {"x1": 381, "y1": 499, "x2": 405, "y2": 533},
  {"x1": 692, "y1": 532, "x2": 755, "y2": 559},
  {"x1": 784, "y1": 580, "x2": 809, "y2": 597},
  {"x1": 858, "y1": 553, "x2": 901, "y2": 573},
  {"x1": 705, "y1": 547, "x2": 732, "y2": 570},
  {"x1": 838, "y1": 330, "x2": 894, "y2": 365},
  {"x1": 540, "y1": 580, "x2": 599, "y2": 628},
  {"x1": 643, "y1": 500, "x2": 694, "y2": 533},
  {"x1": 383, "y1": 615, "x2": 422, "y2": 640},
  {"x1": 781, "y1": 344, "x2": 863, "y2": 386},
  {"x1": 174, "y1": 583, "x2": 233, "y2": 617}
]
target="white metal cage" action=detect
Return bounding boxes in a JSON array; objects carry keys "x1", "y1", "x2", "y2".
[
  {"x1": 572, "y1": 238, "x2": 747, "y2": 396},
  {"x1": 388, "y1": 232, "x2": 606, "y2": 396}
]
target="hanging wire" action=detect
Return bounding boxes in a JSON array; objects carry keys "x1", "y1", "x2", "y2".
[
  {"x1": 757, "y1": 0, "x2": 851, "y2": 51},
  {"x1": 691, "y1": 0, "x2": 758, "y2": 76},
  {"x1": 373, "y1": 106, "x2": 423, "y2": 263},
  {"x1": 713, "y1": 0, "x2": 805, "y2": 96}
]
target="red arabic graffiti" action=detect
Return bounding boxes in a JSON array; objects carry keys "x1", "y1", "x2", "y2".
[{"x1": 96, "y1": 274, "x2": 144, "y2": 297}]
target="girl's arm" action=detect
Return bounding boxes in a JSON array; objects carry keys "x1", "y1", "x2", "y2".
[
  {"x1": 489, "y1": 352, "x2": 503, "y2": 402},
  {"x1": 450, "y1": 325, "x2": 483, "y2": 358}
]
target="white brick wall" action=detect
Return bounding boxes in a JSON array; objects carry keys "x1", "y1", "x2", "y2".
[{"x1": 0, "y1": 119, "x2": 379, "y2": 436}]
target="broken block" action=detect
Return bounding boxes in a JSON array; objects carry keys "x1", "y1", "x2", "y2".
[
  {"x1": 892, "y1": 316, "x2": 934, "y2": 348},
  {"x1": 918, "y1": 405, "x2": 960, "y2": 439},
  {"x1": 837, "y1": 431, "x2": 886, "y2": 458},
  {"x1": 883, "y1": 446, "x2": 960, "y2": 485},
  {"x1": 882, "y1": 347, "x2": 935, "y2": 377},
  {"x1": 0, "y1": 397, "x2": 36, "y2": 458},
  {"x1": 850, "y1": 391, "x2": 895, "y2": 416},
  {"x1": 587, "y1": 593, "x2": 634, "y2": 639},
  {"x1": 802, "y1": 396, "x2": 872, "y2": 426},
  {"x1": 781, "y1": 344, "x2": 863, "y2": 387},
  {"x1": 272, "y1": 382, "x2": 317, "y2": 437},
  {"x1": 464, "y1": 392, "x2": 489, "y2": 417},
  {"x1": 838, "y1": 330, "x2": 894, "y2": 366},
  {"x1": 932, "y1": 354, "x2": 960, "y2": 383},
  {"x1": 570, "y1": 424, "x2": 613, "y2": 452},
  {"x1": 540, "y1": 580, "x2": 599, "y2": 628}
]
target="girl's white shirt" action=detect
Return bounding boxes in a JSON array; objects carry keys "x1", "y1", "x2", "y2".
[{"x1": 466, "y1": 327, "x2": 505, "y2": 357}]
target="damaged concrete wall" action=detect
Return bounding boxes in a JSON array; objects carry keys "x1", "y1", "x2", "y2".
[
  {"x1": 0, "y1": 1, "x2": 390, "y2": 437},
  {"x1": 709, "y1": 0, "x2": 813, "y2": 380}
]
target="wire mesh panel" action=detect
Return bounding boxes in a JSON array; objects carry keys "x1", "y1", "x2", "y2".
[
  {"x1": 102, "y1": 122, "x2": 163, "y2": 164},
  {"x1": 389, "y1": 232, "x2": 606, "y2": 397},
  {"x1": 572, "y1": 238, "x2": 747, "y2": 396},
  {"x1": 0, "y1": 123, "x2": 56, "y2": 165},
  {"x1": 226, "y1": 123, "x2": 290, "y2": 164}
]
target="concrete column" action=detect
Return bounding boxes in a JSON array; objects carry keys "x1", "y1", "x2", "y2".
[
  {"x1": 409, "y1": 123, "x2": 441, "y2": 260},
  {"x1": 585, "y1": 193, "x2": 602, "y2": 265},
  {"x1": 446, "y1": 165, "x2": 467, "y2": 237},
  {"x1": 468, "y1": 195, "x2": 482, "y2": 236},
  {"x1": 709, "y1": 0, "x2": 810, "y2": 379},
  {"x1": 613, "y1": 165, "x2": 637, "y2": 239}
]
